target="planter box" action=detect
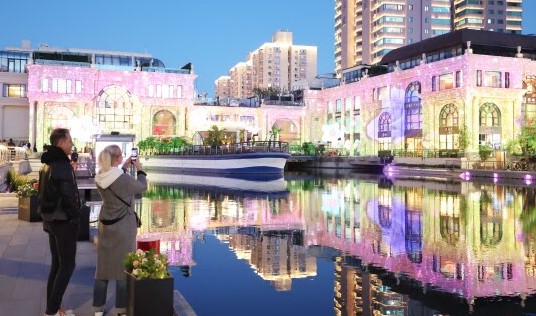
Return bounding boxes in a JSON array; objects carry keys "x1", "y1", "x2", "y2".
[
  {"x1": 18, "y1": 196, "x2": 41, "y2": 222},
  {"x1": 126, "y1": 272, "x2": 174, "y2": 316}
]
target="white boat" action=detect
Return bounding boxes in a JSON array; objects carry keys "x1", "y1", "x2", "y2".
[{"x1": 141, "y1": 141, "x2": 290, "y2": 174}]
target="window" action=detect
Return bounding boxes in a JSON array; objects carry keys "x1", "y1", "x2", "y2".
[
  {"x1": 156, "y1": 84, "x2": 162, "y2": 98},
  {"x1": 477, "y1": 70, "x2": 483, "y2": 87},
  {"x1": 455, "y1": 71, "x2": 462, "y2": 88},
  {"x1": 439, "y1": 73, "x2": 454, "y2": 90},
  {"x1": 148, "y1": 84, "x2": 154, "y2": 97},
  {"x1": 505, "y1": 72, "x2": 510, "y2": 88},
  {"x1": 3, "y1": 84, "x2": 26, "y2": 97},
  {"x1": 75, "y1": 80, "x2": 82, "y2": 94},
  {"x1": 41, "y1": 78, "x2": 49, "y2": 92},
  {"x1": 177, "y1": 85, "x2": 182, "y2": 98},
  {"x1": 336, "y1": 99, "x2": 342, "y2": 113},
  {"x1": 432, "y1": 76, "x2": 437, "y2": 91},
  {"x1": 484, "y1": 71, "x2": 501, "y2": 87},
  {"x1": 162, "y1": 85, "x2": 169, "y2": 98},
  {"x1": 377, "y1": 86, "x2": 389, "y2": 100}
]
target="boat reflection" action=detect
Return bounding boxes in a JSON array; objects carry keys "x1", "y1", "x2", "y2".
[{"x1": 133, "y1": 173, "x2": 536, "y2": 315}]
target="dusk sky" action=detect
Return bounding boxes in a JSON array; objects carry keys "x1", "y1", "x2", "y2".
[{"x1": 2, "y1": 0, "x2": 535, "y2": 96}]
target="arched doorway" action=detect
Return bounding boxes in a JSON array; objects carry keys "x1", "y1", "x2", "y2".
[
  {"x1": 272, "y1": 119, "x2": 299, "y2": 144},
  {"x1": 152, "y1": 110, "x2": 176, "y2": 136}
]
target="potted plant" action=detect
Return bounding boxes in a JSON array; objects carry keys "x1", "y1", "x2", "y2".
[
  {"x1": 16, "y1": 179, "x2": 40, "y2": 222},
  {"x1": 124, "y1": 249, "x2": 174, "y2": 316}
]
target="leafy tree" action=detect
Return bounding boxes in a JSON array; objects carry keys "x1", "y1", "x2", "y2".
[
  {"x1": 302, "y1": 142, "x2": 316, "y2": 155},
  {"x1": 458, "y1": 123, "x2": 470, "y2": 154},
  {"x1": 478, "y1": 143, "x2": 493, "y2": 161},
  {"x1": 206, "y1": 125, "x2": 224, "y2": 147}
]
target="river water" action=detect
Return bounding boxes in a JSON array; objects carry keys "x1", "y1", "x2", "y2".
[{"x1": 92, "y1": 171, "x2": 536, "y2": 315}]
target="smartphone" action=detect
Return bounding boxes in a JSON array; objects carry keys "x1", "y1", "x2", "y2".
[{"x1": 131, "y1": 148, "x2": 138, "y2": 161}]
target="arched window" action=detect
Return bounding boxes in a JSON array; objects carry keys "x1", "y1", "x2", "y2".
[
  {"x1": 479, "y1": 103, "x2": 501, "y2": 127},
  {"x1": 95, "y1": 85, "x2": 133, "y2": 132},
  {"x1": 522, "y1": 75, "x2": 536, "y2": 120},
  {"x1": 478, "y1": 103, "x2": 501, "y2": 147},
  {"x1": 379, "y1": 112, "x2": 391, "y2": 132},
  {"x1": 152, "y1": 110, "x2": 176, "y2": 136},
  {"x1": 439, "y1": 104, "x2": 459, "y2": 127},
  {"x1": 46, "y1": 105, "x2": 75, "y2": 134},
  {"x1": 404, "y1": 81, "x2": 423, "y2": 153},
  {"x1": 378, "y1": 112, "x2": 392, "y2": 152},
  {"x1": 405, "y1": 81, "x2": 422, "y2": 103},
  {"x1": 439, "y1": 104, "x2": 459, "y2": 152}
]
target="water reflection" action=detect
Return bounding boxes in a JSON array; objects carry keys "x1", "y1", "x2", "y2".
[{"x1": 126, "y1": 173, "x2": 536, "y2": 315}]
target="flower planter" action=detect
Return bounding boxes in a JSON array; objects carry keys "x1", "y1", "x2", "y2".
[
  {"x1": 126, "y1": 272, "x2": 174, "y2": 316},
  {"x1": 18, "y1": 195, "x2": 41, "y2": 222}
]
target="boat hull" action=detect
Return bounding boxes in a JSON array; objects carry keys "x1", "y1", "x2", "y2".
[{"x1": 141, "y1": 152, "x2": 290, "y2": 174}]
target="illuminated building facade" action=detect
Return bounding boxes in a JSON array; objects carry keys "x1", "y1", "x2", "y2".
[
  {"x1": 334, "y1": 0, "x2": 524, "y2": 76},
  {"x1": 319, "y1": 29, "x2": 536, "y2": 157},
  {"x1": 1, "y1": 42, "x2": 313, "y2": 148}
]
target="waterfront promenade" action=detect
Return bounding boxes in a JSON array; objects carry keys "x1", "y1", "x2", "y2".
[{"x1": 0, "y1": 195, "x2": 196, "y2": 316}]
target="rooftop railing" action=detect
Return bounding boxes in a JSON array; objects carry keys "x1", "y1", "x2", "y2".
[{"x1": 34, "y1": 59, "x2": 91, "y2": 68}]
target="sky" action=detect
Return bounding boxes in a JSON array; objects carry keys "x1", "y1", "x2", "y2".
[{"x1": 2, "y1": 0, "x2": 535, "y2": 96}]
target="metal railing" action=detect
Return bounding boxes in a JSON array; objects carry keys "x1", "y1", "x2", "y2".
[{"x1": 172, "y1": 141, "x2": 289, "y2": 156}]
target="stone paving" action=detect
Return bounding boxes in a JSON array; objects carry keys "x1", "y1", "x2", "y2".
[{"x1": 0, "y1": 195, "x2": 196, "y2": 316}]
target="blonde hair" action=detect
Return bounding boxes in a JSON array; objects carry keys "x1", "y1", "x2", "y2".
[{"x1": 98, "y1": 145, "x2": 122, "y2": 173}]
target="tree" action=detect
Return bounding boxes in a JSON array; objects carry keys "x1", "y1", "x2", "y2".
[
  {"x1": 206, "y1": 125, "x2": 224, "y2": 147},
  {"x1": 458, "y1": 123, "x2": 470, "y2": 154}
]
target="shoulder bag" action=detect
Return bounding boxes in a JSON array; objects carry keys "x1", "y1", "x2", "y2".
[{"x1": 100, "y1": 188, "x2": 142, "y2": 227}]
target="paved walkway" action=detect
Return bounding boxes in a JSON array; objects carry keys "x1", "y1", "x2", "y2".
[{"x1": 0, "y1": 196, "x2": 196, "y2": 316}]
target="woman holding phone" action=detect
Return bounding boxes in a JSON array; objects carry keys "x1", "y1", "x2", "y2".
[{"x1": 92, "y1": 145, "x2": 146, "y2": 316}]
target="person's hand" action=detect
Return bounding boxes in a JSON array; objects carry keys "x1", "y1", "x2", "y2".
[{"x1": 129, "y1": 156, "x2": 143, "y2": 171}]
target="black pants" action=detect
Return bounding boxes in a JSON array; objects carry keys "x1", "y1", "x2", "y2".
[{"x1": 44, "y1": 221, "x2": 79, "y2": 315}]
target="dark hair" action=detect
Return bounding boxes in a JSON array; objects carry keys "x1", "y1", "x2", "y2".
[{"x1": 49, "y1": 128, "x2": 70, "y2": 146}]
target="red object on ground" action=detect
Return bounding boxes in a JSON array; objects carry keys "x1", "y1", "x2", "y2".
[{"x1": 137, "y1": 239, "x2": 160, "y2": 254}]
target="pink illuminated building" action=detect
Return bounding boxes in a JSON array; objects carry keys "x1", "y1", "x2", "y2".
[{"x1": 316, "y1": 29, "x2": 536, "y2": 159}]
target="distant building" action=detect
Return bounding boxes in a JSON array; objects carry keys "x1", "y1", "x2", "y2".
[
  {"x1": 229, "y1": 61, "x2": 253, "y2": 99},
  {"x1": 334, "y1": 0, "x2": 524, "y2": 77},
  {"x1": 214, "y1": 75, "x2": 231, "y2": 102},
  {"x1": 217, "y1": 31, "x2": 317, "y2": 99}
]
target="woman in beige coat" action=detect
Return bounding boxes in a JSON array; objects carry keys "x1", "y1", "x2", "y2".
[{"x1": 92, "y1": 145, "x2": 147, "y2": 316}]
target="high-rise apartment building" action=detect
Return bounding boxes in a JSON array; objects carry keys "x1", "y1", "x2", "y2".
[
  {"x1": 228, "y1": 61, "x2": 253, "y2": 99},
  {"x1": 453, "y1": 0, "x2": 522, "y2": 34},
  {"x1": 216, "y1": 31, "x2": 317, "y2": 99},
  {"x1": 214, "y1": 75, "x2": 231, "y2": 100},
  {"x1": 335, "y1": 0, "x2": 523, "y2": 76}
]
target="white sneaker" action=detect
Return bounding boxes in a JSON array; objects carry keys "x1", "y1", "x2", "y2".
[{"x1": 95, "y1": 312, "x2": 104, "y2": 316}]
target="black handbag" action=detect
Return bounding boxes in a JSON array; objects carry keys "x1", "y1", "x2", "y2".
[{"x1": 101, "y1": 188, "x2": 142, "y2": 228}]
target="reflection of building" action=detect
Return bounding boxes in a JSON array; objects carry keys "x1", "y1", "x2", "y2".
[{"x1": 302, "y1": 175, "x2": 536, "y2": 312}]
